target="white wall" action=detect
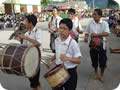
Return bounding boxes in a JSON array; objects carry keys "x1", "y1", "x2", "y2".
[
  {"x1": 20, "y1": 0, "x2": 41, "y2": 5},
  {"x1": 38, "y1": 6, "x2": 41, "y2": 12},
  {"x1": 14, "y1": 5, "x2": 20, "y2": 13},
  {"x1": 0, "y1": 4, "x2": 5, "y2": 14},
  {"x1": 27, "y1": 5, "x2": 33, "y2": 13}
]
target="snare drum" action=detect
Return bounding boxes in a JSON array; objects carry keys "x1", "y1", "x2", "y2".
[
  {"x1": 89, "y1": 37, "x2": 103, "y2": 49},
  {"x1": 0, "y1": 44, "x2": 41, "y2": 78},
  {"x1": 44, "y1": 64, "x2": 70, "y2": 88}
]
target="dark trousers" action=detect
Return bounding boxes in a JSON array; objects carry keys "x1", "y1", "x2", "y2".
[
  {"x1": 50, "y1": 33, "x2": 57, "y2": 53},
  {"x1": 90, "y1": 48, "x2": 107, "y2": 69},
  {"x1": 52, "y1": 67, "x2": 77, "y2": 90},
  {"x1": 73, "y1": 35, "x2": 79, "y2": 43},
  {"x1": 28, "y1": 69, "x2": 40, "y2": 88}
]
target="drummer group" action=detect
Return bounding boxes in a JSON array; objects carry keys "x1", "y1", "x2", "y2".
[{"x1": 18, "y1": 7, "x2": 110, "y2": 90}]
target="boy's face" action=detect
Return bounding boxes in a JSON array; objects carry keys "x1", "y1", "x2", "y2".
[
  {"x1": 24, "y1": 18, "x2": 32, "y2": 30},
  {"x1": 93, "y1": 11, "x2": 101, "y2": 21},
  {"x1": 24, "y1": 18, "x2": 30, "y2": 29},
  {"x1": 59, "y1": 23, "x2": 70, "y2": 39},
  {"x1": 52, "y1": 8, "x2": 57, "y2": 16},
  {"x1": 68, "y1": 12, "x2": 74, "y2": 20}
]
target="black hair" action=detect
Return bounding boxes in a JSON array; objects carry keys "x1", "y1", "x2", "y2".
[
  {"x1": 94, "y1": 9, "x2": 102, "y2": 17},
  {"x1": 59, "y1": 18, "x2": 73, "y2": 30},
  {"x1": 52, "y1": 7, "x2": 58, "y2": 11},
  {"x1": 25, "y1": 14, "x2": 37, "y2": 26},
  {"x1": 68, "y1": 8, "x2": 76, "y2": 14}
]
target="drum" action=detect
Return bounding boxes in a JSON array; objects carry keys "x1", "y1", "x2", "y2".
[
  {"x1": 89, "y1": 37, "x2": 103, "y2": 50},
  {"x1": 0, "y1": 44, "x2": 41, "y2": 78},
  {"x1": 44, "y1": 64, "x2": 70, "y2": 88}
]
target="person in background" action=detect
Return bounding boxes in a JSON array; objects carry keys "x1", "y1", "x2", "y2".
[
  {"x1": 67, "y1": 8, "x2": 83, "y2": 42},
  {"x1": 48, "y1": 7, "x2": 62, "y2": 53},
  {"x1": 84, "y1": 9, "x2": 110, "y2": 82}
]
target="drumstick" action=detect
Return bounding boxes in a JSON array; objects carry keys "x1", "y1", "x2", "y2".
[{"x1": 41, "y1": 60, "x2": 47, "y2": 65}]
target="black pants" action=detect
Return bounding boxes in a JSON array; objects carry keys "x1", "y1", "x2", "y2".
[
  {"x1": 50, "y1": 33, "x2": 57, "y2": 53},
  {"x1": 28, "y1": 69, "x2": 40, "y2": 88},
  {"x1": 52, "y1": 67, "x2": 77, "y2": 90},
  {"x1": 73, "y1": 35, "x2": 79, "y2": 43},
  {"x1": 90, "y1": 48, "x2": 107, "y2": 69}
]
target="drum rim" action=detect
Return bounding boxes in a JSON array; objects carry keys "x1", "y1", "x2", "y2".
[
  {"x1": 44, "y1": 64, "x2": 64, "y2": 78},
  {"x1": 21, "y1": 45, "x2": 41, "y2": 78}
]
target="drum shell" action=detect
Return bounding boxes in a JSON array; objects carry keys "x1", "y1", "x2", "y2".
[
  {"x1": 0, "y1": 44, "x2": 41, "y2": 78},
  {"x1": 44, "y1": 64, "x2": 70, "y2": 88}
]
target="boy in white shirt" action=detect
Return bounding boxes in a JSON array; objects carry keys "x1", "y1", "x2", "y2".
[
  {"x1": 47, "y1": 18, "x2": 82, "y2": 90},
  {"x1": 84, "y1": 9, "x2": 110, "y2": 82},
  {"x1": 48, "y1": 7, "x2": 62, "y2": 53},
  {"x1": 68, "y1": 8, "x2": 83, "y2": 42},
  {"x1": 18, "y1": 14, "x2": 42, "y2": 90}
]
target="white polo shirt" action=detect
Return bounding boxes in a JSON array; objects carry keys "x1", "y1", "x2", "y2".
[
  {"x1": 72, "y1": 17, "x2": 83, "y2": 36},
  {"x1": 85, "y1": 19, "x2": 110, "y2": 41},
  {"x1": 48, "y1": 15, "x2": 62, "y2": 31},
  {"x1": 55, "y1": 35, "x2": 82, "y2": 69},
  {"x1": 23, "y1": 27, "x2": 43, "y2": 51}
]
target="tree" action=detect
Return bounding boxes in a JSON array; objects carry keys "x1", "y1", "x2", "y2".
[
  {"x1": 108, "y1": 0, "x2": 119, "y2": 8},
  {"x1": 41, "y1": 0, "x2": 53, "y2": 6}
]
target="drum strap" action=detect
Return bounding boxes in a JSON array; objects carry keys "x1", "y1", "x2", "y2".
[
  {"x1": 55, "y1": 38, "x2": 72, "y2": 64},
  {"x1": 65, "y1": 38, "x2": 72, "y2": 55}
]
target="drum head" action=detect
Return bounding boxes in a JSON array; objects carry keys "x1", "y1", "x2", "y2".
[{"x1": 23, "y1": 46, "x2": 40, "y2": 78}]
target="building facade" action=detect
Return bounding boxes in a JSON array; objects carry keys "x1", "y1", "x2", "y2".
[{"x1": 0, "y1": 0, "x2": 41, "y2": 14}]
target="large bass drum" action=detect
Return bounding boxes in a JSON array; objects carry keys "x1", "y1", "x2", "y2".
[{"x1": 0, "y1": 44, "x2": 41, "y2": 78}]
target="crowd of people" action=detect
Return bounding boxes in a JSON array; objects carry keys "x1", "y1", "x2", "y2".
[{"x1": 108, "y1": 9, "x2": 120, "y2": 36}]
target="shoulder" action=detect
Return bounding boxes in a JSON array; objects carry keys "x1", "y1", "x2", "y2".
[
  {"x1": 102, "y1": 20, "x2": 108, "y2": 25},
  {"x1": 71, "y1": 39, "x2": 79, "y2": 47},
  {"x1": 57, "y1": 16, "x2": 62, "y2": 20},
  {"x1": 34, "y1": 28, "x2": 42, "y2": 35},
  {"x1": 88, "y1": 20, "x2": 94, "y2": 24}
]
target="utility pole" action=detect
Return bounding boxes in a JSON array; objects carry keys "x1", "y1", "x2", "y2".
[
  {"x1": 11, "y1": 0, "x2": 15, "y2": 26},
  {"x1": 93, "y1": 0, "x2": 95, "y2": 10}
]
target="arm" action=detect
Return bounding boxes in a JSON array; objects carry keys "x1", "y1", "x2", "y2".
[
  {"x1": 46, "y1": 54, "x2": 56, "y2": 68},
  {"x1": 60, "y1": 55, "x2": 81, "y2": 64},
  {"x1": 91, "y1": 32, "x2": 109, "y2": 37},
  {"x1": 77, "y1": 22, "x2": 83, "y2": 34},
  {"x1": 91, "y1": 22, "x2": 110, "y2": 37},
  {"x1": 60, "y1": 42, "x2": 81, "y2": 64},
  {"x1": 84, "y1": 33, "x2": 89, "y2": 43},
  {"x1": 18, "y1": 34, "x2": 40, "y2": 46},
  {"x1": 84, "y1": 22, "x2": 90, "y2": 42},
  {"x1": 77, "y1": 26, "x2": 83, "y2": 34}
]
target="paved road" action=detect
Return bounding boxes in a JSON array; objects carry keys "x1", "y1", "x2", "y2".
[{"x1": 0, "y1": 18, "x2": 120, "y2": 90}]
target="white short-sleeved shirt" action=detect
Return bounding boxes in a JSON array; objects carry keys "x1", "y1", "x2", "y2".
[
  {"x1": 48, "y1": 15, "x2": 62, "y2": 31},
  {"x1": 23, "y1": 27, "x2": 43, "y2": 51},
  {"x1": 72, "y1": 17, "x2": 83, "y2": 36},
  {"x1": 55, "y1": 35, "x2": 82, "y2": 69},
  {"x1": 85, "y1": 19, "x2": 110, "y2": 41}
]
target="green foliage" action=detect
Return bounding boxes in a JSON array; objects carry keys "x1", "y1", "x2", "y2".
[
  {"x1": 108, "y1": 0, "x2": 119, "y2": 9},
  {"x1": 41, "y1": 0, "x2": 54, "y2": 6}
]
